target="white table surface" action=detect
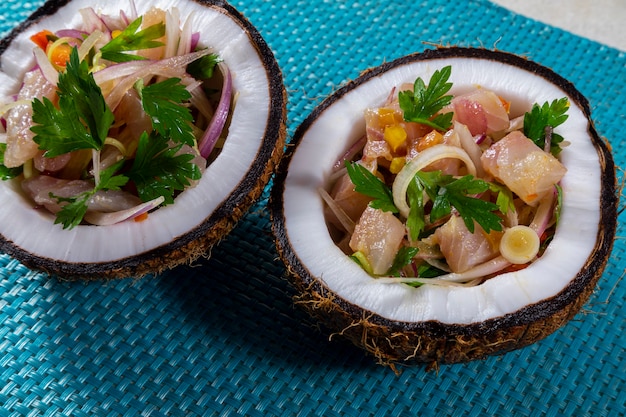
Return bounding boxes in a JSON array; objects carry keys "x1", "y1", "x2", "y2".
[{"x1": 491, "y1": 0, "x2": 626, "y2": 51}]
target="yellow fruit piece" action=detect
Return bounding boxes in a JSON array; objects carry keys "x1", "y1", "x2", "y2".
[
  {"x1": 384, "y1": 125, "x2": 407, "y2": 152},
  {"x1": 378, "y1": 108, "x2": 401, "y2": 127},
  {"x1": 389, "y1": 157, "x2": 405, "y2": 174},
  {"x1": 417, "y1": 130, "x2": 443, "y2": 152}
]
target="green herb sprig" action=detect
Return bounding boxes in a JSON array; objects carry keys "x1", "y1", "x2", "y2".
[
  {"x1": 344, "y1": 161, "x2": 397, "y2": 213},
  {"x1": 416, "y1": 171, "x2": 503, "y2": 234},
  {"x1": 344, "y1": 161, "x2": 505, "y2": 238},
  {"x1": 54, "y1": 161, "x2": 129, "y2": 229},
  {"x1": 398, "y1": 65, "x2": 454, "y2": 131},
  {"x1": 31, "y1": 48, "x2": 114, "y2": 157},
  {"x1": 0, "y1": 144, "x2": 22, "y2": 180},
  {"x1": 187, "y1": 53, "x2": 221, "y2": 80},
  {"x1": 387, "y1": 246, "x2": 419, "y2": 276},
  {"x1": 100, "y1": 16, "x2": 165, "y2": 63},
  {"x1": 29, "y1": 47, "x2": 202, "y2": 228},
  {"x1": 523, "y1": 97, "x2": 569, "y2": 156},
  {"x1": 137, "y1": 77, "x2": 195, "y2": 146},
  {"x1": 127, "y1": 131, "x2": 202, "y2": 205}
]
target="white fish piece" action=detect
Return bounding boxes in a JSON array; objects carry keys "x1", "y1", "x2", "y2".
[
  {"x1": 481, "y1": 130, "x2": 567, "y2": 205},
  {"x1": 349, "y1": 206, "x2": 405, "y2": 275},
  {"x1": 4, "y1": 69, "x2": 56, "y2": 168}
]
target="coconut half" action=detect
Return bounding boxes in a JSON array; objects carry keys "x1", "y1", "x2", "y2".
[
  {"x1": 0, "y1": 0, "x2": 286, "y2": 279},
  {"x1": 270, "y1": 48, "x2": 617, "y2": 369}
]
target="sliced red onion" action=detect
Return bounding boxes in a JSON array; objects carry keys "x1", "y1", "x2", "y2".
[
  {"x1": 198, "y1": 62, "x2": 231, "y2": 159},
  {"x1": 93, "y1": 60, "x2": 151, "y2": 85},
  {"x1": 177, "y1": 13, "x2": 194, "y2": 56},
  {"x1": 99, "y1": 13, "x2": 130, "y2": 32},
  {"x1": 529, "y1": 186, "x2": 557, "y2": 236},
  {"x1": 164, "y1": 8, "x2": 182, "y2": 58},
  {"x1": 190, "y1": 32, "x2": 200, "y2": 52},
  {"x1": 32, "y1": 48, "x2": 58, "y2": 85},
  {"x1": 79, "y1": 7, "x2": 109, "y2": 34},
  {"x1": 55, "y1": 29, "x2": 88, "y2": 39},
  {"x1": 83, "y1": 195, "x2": 165, "y2": 226},
  {"x1": 333, "y1": 135, "x2": 366, "y2": 171},
  {"x1": 186, "y1": 79, "x2": 214, "y2": 121},
  {"x1": 124, "y1": 0, "x2": 138, "y2": 23},
  {"x1": 383, "y1": 86, "x2": 397, "y2": 106},
  {"x1": 104, "y1": 49, "x2": 214, "y2": 110},
  {"x1": 78, "y1": 30, "x2": 107, "y2": 61},
  {"x1": 318, "y1": 186, "x2": 355, "y2": 234},
  {"x1": 544, "y1": 126, "x2": 553, "y2": 153},
  {"x1": 455, "y1": 121, "x2": 484, "y2": 177}
]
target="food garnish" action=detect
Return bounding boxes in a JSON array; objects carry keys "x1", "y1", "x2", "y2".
[
  {"x1": 0, "y1": 6, "x2": 231, "y2": 229},
  {"x1": 398, "y1": 65, "x2": 454, "y2": 131},
  {"x1": 523, "y1": 97, "x2": 569, "y2": 155},
  {"x1": 323, "y1": 66, "x2": 569, "y2": 286}
]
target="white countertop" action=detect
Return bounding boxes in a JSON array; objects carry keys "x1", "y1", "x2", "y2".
[{"x1": 491, "y1": 0, "x2": 626, "y2": 51}]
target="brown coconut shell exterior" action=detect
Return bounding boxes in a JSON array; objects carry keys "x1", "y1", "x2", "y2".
[
  {"x1": 0, "y1": 0, "x2": 287, "y2": 280},
  {"x1": 270, "y1": 47, "x2": 618, "y2": 370}
]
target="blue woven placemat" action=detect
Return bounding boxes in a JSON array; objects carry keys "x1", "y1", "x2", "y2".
[{"x1": 1, "y1": 0, "x2": 624, "y2": 416}]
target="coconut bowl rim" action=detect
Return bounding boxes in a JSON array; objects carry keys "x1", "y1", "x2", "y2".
[
  {"x1": 270, "y1": 46, "x2": 618, "y2": 336},
  {"x1": 0, "y1": 0, "x2": 287, "y2": 279}
]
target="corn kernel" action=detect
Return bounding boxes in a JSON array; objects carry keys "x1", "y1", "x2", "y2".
[{"x1": 384, "y1": 125, "x2": 407, "y2": 152}]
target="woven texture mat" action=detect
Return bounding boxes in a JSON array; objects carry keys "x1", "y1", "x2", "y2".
[{"x1": 1, "y1": 0, "x2": 625, "y2": 415}]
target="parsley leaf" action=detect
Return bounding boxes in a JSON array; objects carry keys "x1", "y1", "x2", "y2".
[
  {"x1": 417, "y1": 263, "x2": 447, "y2": 278},
  {"x1": 100, "y1": 16, "x2": 165, "y2": 62},
  {"x1": 523, "y1": 98, "x2": 569, "y2": 156},
  {"x1": 407, "y1": 170, "x2": 445, "y2": 237},
  {"x1": 387, "y1": 246, "x2": 419, "y2": 276},
  {"x1": 126, "y1": 131, "x2": 202, "y2": 205},
  {"x1": 187, "y1": 52, "x2": 221, "y2": 80},
  {"x1": 406, "y1": 177, "x2": 425, "y2": 241},
  {"x1": 53, "y1": 161, "x2": 129, "y2": 229},
  {"x1": 398, "y1": 65, "x2": 454, "y2": 131},
  {"x1": 345, "y1": 161, "x2": 397, "y2": 213},
  {"x1": 0, "y1": 144, "x2": 22, "y2": 180},
  {"x1": 137, "y1": 77, "x2": 195, "y2": 146},
  {"x1": 489, "y1": 182, "x2": 515, "y2": 214},
  {"x1": 31, "y1": 48, "x2": 114, "y2": 157},
  {"x1": 416, "y1": 171, "x2": 503, "y2": 234},
  {"x1": 53, "y1": 194, "x2": 91, "y2": 230}
]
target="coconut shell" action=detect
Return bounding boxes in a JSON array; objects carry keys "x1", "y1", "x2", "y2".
[
  {"x1": 0, "y1": 0, "x2": 287, "y2": 280},
  {"x1": 270, "y1": 47, "x2": 617, "y2": 370}
]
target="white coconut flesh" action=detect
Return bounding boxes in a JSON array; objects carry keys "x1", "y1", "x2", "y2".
[
  {"x1": 0, "y1": 0, "x2": 278, "y2": 266},
  {"x1": 280, "y1": 53, "x2": 607, "y2": 326}
]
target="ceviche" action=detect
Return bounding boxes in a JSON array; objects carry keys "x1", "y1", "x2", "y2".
[
  {"x1": 0, "y1": 5, "x2": 232, "y2": 229},
  {"x1": 321, "y1": 66, "x2": 569, "y2": 286}
]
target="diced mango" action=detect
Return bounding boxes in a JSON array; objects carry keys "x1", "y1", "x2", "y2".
[
  {"x1": 417, "y1": 130, "x2": 443, "y2": 152},
  {"x1": 389, "y1": 157, "x2": 405, "y2": 174},
  {"x1": 384, "y1": 125, "x2": 407, "y2": 152},
  {"x1": 377, "y1": 108, "x2": 402, "y2": 127}
]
